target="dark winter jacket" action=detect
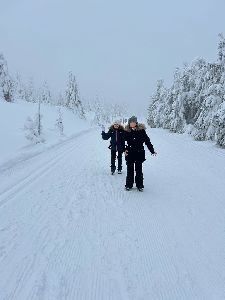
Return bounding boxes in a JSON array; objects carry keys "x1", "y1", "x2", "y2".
[
  {"x1": 102, "y1": 125, "x2": 125, "y2": 152},
  {"x1": 124, "y1": 123, "x2": 155, "y2": 162}
]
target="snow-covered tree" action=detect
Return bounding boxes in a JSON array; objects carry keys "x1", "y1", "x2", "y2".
[
  {"x1": 92, "y1": 97, "x2": 104, "y2": 125},
  {"x1": 56, "y1": 92, "x2": 65, "y2": 106},
  {"x1": 214, "y1": 102, "x2": 225, "y2": 147},
  {"x1": 0, "y1": 53, "x2": 14, "y2": 102},
  {"x1": 55, "y1": 108, "x2": 64, "y2": 136},
  {"x1": 147, "y1": 33, "x2": 225, "y2": 148},
  {"x1": 40, "y1": 81, "x2": 51, "y2": 104},
  {"x1": 65, "y1": 72, "x2": 85, "y2": 118},
  {"x1": 217, "y1": 33, "x2": 225, "y2": 67},
  {"x1": 110, "y1": 103, "x2": 124, "y2": 122},
  {"x1": 87, "y1": 95, "x2": 127, "y2": 126},
  {"x1": 24, "y1": 101, "x2": 44, "y2": 143},
  {"x1": 23, "y1": 78, "x2": 36, "y2": 103},
  {"x1": 147, "y1": 79, "x2": 166, "y2": 128},
  {"x1": 193, "y1": 62, "x2": 224, "y2": 141},
  {"x1": 13, "y1": 73, "x2": 26, "y2": 101}
]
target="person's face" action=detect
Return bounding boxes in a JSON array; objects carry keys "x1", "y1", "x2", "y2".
[
  {"x1": 113, "y1": 123, "x2": 119, "y2": 128},
  {"x1": 129, "y1": 122, "x2": 137, "y2": 128}
]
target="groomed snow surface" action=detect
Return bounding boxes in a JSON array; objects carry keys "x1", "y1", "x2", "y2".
[
  {"x1": 0, "y1": 106, "x2": 225, "y2": 299},
  {"x1": 0, "y1": 101, "x2": 91, "y2": 166}
]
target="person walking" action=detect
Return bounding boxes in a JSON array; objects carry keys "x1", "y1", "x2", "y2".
[
  {"x1": 124, "y1": 116, "x2": 157, "y2": 191},
  {"x1": 101, "y1": 120, "x2": 125, "y2": 174}
]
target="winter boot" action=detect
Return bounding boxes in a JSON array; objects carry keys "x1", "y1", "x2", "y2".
[
  {"x1": 125, "y1": 186, "x2": 132, "y2": 191},
  {"x1": 111, "y1": 166, "x2": 116, "y2": 175}
]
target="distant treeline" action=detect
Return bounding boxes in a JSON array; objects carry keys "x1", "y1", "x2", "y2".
[
  {"x1": 147, "y1": 33, "x2": 225, "y2": 147},
  {"x1": 0, "y1": 53, "x2": 125, "y2": 122}
]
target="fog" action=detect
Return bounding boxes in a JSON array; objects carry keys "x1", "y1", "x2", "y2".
[{"x1": 1, "y1": 0, "x2": 225, "y2": 114}]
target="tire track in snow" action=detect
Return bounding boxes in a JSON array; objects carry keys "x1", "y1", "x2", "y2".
[
  {"x1": 118, "y1": 189, "x2": 199, "y2": 299},
  {"x1": 101, "y1": 162, "x2": 197, "y2": 299},
  {"x1": 31, "y1": 138, "x2": 131, "y2": 300},
  {"x1": 0, "y1": 128, "x2": 126, "y2": 300},
  {"x1": 0, "y1": 129, "x2": 92, "y2": 173},
  {"x1": 0, "y1": 130, "x2": 96, "y2": 299},
  {"x1": 0, "y1": 129, "x2": 94, "y2": 208},
  {"x1": 1, "y1": 128, "x2": 224, "y2": 299}
]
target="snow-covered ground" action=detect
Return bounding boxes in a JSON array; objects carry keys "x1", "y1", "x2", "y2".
[
  {"x1": 0, "y1": 101, "x2": 91, "y2": 166},
  {"x1": 0, "y1": 120, "x2": 225, "y2": 299}
]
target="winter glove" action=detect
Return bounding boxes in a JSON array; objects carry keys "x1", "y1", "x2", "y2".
[{"x1": 151, "y1": 152, "x2": 157, "y2": 156}]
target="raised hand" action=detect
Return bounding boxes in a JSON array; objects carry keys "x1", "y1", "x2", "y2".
[{"x1": 151, "y1": 152, "x2": 157, "y2": 156}]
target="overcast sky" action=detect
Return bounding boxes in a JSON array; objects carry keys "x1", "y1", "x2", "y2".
[{"x1": 1, "y1": 0, "x2": 225, "y2": 113}]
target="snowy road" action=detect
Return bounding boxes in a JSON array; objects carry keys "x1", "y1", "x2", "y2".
[{"x1": 0, "y1": 128, "x2": 224, "y2": 300}]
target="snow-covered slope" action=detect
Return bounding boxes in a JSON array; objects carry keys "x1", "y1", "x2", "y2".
[
  {"x1": 0, "y1": 126, "x2": 224, "y2": 299},
  {"x1": 0, "y1": 101, "x2": 91, "y2": 166}
]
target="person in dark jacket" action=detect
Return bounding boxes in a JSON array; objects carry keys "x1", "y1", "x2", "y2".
[
  {"x1": 124, "y1": 116, "x2": 157, "y2": 191},
  {"x1": 101, "y1": 120, "x2": 125, "y2": 174}
]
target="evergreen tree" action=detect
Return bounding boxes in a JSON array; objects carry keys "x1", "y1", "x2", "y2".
[
  {"x1": 0, "y1": 53, "x2": 14, "y2": 102},
  {"x1": 214, "y1": 102, "x2": 225, "y2": 147},
  {"x1": 40, "y1": 81, "x2": 51, "y2": 104},
  {"x1": 55, "y1": 108, "x2": 64, "y2": 136},
  {"x1": 56, "y1": 92, "x2": 65, "y2": 106},
  {"x1": 23, "y1": 78, "x2": 36, "y2": 103},
  {"x1": 193, "y1": 62, "x2": 224, "y2": 141},
  {"x1": 14, "y1": 73, "x2": 25, "y2": 101},
  {"x1": 218, "y1": 33, "x2": 225, "y2": 67},
  {"x1": 92, "y1": 97, "x2": 103, "y2": 125},
  {"x1": 147, "y1": 33, "x2": 225, "y2": 148},
  {"x1": 147, "y1": 79, "x2": 166, "y2": 128},
  {"x1": 65, "y1": 72, "x2": 85, "y2": 118},
  {"x1": 24, "y1": 101, "x2": 44, "y2": 143}
]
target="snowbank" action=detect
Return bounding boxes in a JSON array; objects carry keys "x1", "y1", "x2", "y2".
[{"x1": 0, "y1": 101, "x2": 92, "y2": 165}]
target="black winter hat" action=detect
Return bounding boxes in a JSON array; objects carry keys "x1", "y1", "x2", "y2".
[{"x1": 128, "y1": 116, "x2": 137, "y2": 124}]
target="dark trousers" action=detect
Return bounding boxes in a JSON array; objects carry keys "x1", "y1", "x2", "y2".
[
  {"x1": 126, "y1": 160, "x2": 144, "y2": 188},
  {"x1": 111, "y1": 150, "x2": 123, "y2": 171}
]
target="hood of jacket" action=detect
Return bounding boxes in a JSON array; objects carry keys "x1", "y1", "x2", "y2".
[
  {"x1": 109, "y1": 124, "x2": 124, "y2": 131},
  {"x1": 125, "y1": 123, "x2": 146, "y2": 132}
]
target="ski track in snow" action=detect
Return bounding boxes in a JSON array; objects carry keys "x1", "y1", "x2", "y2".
[{"x1": 0, "y1": 128, "x2": 225, "y2": 300}]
